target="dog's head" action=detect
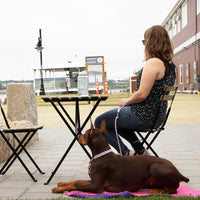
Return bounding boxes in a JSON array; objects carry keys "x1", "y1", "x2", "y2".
[{"x1": 78, "y1": 118, "x2": 107, "y2": 150}]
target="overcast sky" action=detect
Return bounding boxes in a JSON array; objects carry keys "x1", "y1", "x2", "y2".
[{"x1": 0, "y1": 0, "x2": 177, "y2": 81}]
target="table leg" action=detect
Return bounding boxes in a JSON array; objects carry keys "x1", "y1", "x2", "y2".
[
  {"x1": 43, "y1": 98, "x2": 104, "y2": 184},
  {"x1": 75, "y1": 100, "x2": 80, "y2": 133},
  {"x1": 50, "y1": 101, "x2": 76, "y2": 136},
  {"x1": 44, "y1": 137, "x2": 77, "y2": 185},
  {"x1": 80, "y1": 98, "x2": 102, "y2": 132},
  {"x1": 58, "y1": 101, "x2": 75, "y2": 126},
  {"x1": 75, "y1": 100, "x2": 91, "y2": 159},
  {"x1": 52, "y1": 100, "x2": 91, "y2": 159}
]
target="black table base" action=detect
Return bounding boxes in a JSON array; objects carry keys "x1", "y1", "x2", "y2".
[{"x1": 42, "y1": 96, "x2": 108, "y2": 184}]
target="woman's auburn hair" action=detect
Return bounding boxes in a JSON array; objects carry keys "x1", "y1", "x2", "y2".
[{"x1": 144, "y1": 25, "x2": 173, "y2": 62}]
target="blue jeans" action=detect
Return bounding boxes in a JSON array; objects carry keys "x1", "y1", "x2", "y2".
[{"x1": 94, "y1": 106, "x2": 153, "y2": 155}]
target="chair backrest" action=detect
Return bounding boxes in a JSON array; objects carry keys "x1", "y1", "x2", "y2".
[
  {"x1": 152, "y1": 85, "x2": 178, "y2": 130},
  {"x1": 0, "y1": 99, "x2": 10, "y2": 129}
]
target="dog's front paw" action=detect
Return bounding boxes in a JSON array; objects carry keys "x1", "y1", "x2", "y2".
[{"x1": 52, "y1": 187, "x2": 62, "y2": 193}]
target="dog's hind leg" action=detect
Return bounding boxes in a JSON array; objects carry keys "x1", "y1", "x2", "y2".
[
  {"x1": 150, "y1": 163, "x2": 180, "y2": 194},
  {"x1": 52, "y1": 180, "x2": 91, "y2": 193}
]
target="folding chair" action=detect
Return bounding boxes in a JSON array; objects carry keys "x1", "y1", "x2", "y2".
[
  {"x1": 0, "y1": 99, "x2": 45, "y2": 182},
  {"x1": 134, "y1": 85, "x2": 178, "y2": 157}
]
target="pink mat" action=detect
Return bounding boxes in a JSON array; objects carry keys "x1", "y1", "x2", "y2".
[{"x1": 66, "y1": 185, "x2": 200, "y2": 198}]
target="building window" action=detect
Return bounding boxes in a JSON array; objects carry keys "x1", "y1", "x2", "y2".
[
  {"x1": 182, "y1": 1, "x2": 187, "y2": 28},
  {"x1": 179, "y1": 65, "x2": 183, "y2": 84},
  {"x1": 167, "y1": 19, "x2": 173, "y2": 38},
  {"x1": 172, "y1": 15, "x2": 176, "y2": 37},
  {"x1": 186, "y1": 63, "x2": 190, "y2": 83},
  {"x1": 177, "y1": 18, "x2": 181, "y2": 33},
  {"x1": 193, "y1": 61, "x2": 197, "y2": 83},
  {"x1": 197, "y1": 0, "x2": 200, "y2": 14},
  {"x1": 171, "y1": 9, "x2": 181, "y2": 36},
  {"x1": 176, "y1": 9, "x2": 181, "y2": 33}
]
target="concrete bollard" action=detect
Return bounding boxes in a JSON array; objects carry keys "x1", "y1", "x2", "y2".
[
  {"x1": 7, "y1": 83, "x2": 38, "y2": 125},
  {"x1": 7, "y1": 83, "x2": 39, "y2": 144}
]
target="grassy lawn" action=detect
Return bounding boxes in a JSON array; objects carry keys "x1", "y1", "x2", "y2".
[
  {"x1": 36, "y1": 93, "x2": 200, "y2": 126},
  {"x1": 35, "y1": 93, "x2": 132, "y2": 106}
]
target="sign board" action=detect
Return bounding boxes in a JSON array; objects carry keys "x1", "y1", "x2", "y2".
[
  {"x1": 86, "y1": 57, "x2": 104, "y2": 64},
  {"x1": 85, "y1": 56, "x2": 105, "y2": 88}
]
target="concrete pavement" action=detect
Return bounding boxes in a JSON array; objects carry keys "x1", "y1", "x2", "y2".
[{"x1": 0, "y1": 124, "x2": 200, "y2": 199}]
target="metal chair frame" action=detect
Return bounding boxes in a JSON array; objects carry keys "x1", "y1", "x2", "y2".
[
  {"x1": 134, "y1": 85, "x2": 178, "y2": 157},
  {"x1": 0, "y1": 99, "x2": 44, "y2": 182}
]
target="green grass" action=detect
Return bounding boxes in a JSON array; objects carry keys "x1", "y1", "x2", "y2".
[
  {"x1": 48, "y1": 196, "x2": 200, "y2": 199},
  {"x1": 105, "y1": 197, "x2": 195, "y2": 199}
]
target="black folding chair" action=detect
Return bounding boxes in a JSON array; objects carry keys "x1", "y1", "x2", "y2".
[
  {"x1": 0, "y1": 99, "x2": 45, "y2": 182},
  {"x1": 134, "y1": 85, "x2": 178, "y2": 157}
]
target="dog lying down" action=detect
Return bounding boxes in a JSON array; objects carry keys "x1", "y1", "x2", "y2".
[{"x1": 52, "y1": 118, "x2": 189, "y2": 194}]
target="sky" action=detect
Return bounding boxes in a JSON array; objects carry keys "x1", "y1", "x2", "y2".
[{"x1": 0, "y1": 0, "x2": 177, "y2": 81}]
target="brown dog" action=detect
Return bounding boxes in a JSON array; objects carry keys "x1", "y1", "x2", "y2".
[{"x1": 52, "y1": 118, "x2": 189, "y2": 194}]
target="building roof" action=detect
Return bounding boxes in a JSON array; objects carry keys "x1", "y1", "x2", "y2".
[{"x1": 33, "y1": 63, "x2": 85, "y2": 72}]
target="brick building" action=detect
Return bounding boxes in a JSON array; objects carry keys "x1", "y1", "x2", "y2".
[
  {"x1": 162, "y1": 0, "x2": 200, "y2": 92},
  {"x1": 130, "y1": 75, "x2": 137, "y2": 93}
]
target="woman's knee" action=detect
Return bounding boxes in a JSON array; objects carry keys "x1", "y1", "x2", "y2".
[
  {"x1": 94, "y1": 108, "x2": 117, "y2": 128},
  {"x1": 94, "y1": 115, "x2": 103, "y2": 128}
]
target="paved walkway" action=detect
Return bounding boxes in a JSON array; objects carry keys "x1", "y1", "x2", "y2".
[{"x1": 0, "y1": 124, "x2": 200, "y2": 199}]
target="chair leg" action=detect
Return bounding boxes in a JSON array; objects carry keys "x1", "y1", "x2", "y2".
[
  {"x1": 0, "y1": 131, "x2": 30, "y2": 174},
  {"x1": 1, "y1": 130, "x2": 44, "y2": 175},
  {"x1": 0, "y1": 131, "x2": 37, "y2": 182},
  {"x1": 145, "y1": 131, "x2": 162, "y2": 154},
  {"x1": 134, "y1": 131, "x2": 159, "y2": 157}
]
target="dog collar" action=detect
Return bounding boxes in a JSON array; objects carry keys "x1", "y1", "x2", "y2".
[
  {"x1": 88, "y1": 149, "x2": 112, "y2": 177},
  {"x1": 90, "y1": 149, "x2": 112, "y2": 163}
]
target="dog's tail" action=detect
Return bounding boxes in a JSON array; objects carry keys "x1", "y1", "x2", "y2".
[{"x1": 179, "y1": 174, "x2": 189, "y2": 183}]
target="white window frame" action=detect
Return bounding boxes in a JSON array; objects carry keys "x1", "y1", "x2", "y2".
[
  {"x1": 197, "y1": 0, "x2": 200, "y2": 14},
  {"x1": 177, "y1": 19, "x2": 181, "y2": 33},
  {"x1": 168, "y1": 19, "x2": 173, "y2": 38},
  {"x1": 182, "y1": 1, "x2": 187, "y2": 28},
  {"x1": 172, "y1": 15, "x2": 176, "y2": 37},
  {"x1": 176, "y1": 9, "x2": 181, "y2": 33},
  {"x1": 193, "y1": 61, "x2": 197, "y2": 83},
  {"x1": 179, "y1": 65, "x2": 183, "y2": 84}
]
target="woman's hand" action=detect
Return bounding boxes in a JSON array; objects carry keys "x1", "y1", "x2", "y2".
[{"x1": 118, "y1": 98, "x2": 129, "y2": 106}]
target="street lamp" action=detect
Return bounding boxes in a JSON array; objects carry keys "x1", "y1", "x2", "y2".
[{"x1": 35, "y1": 29, "x2": 45, "y2": 95}]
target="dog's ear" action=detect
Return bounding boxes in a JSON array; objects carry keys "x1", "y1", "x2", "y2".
[
  {"x1": 89, "y1": 118, "x2": 94, "y2": 137},
  {"x1": 99, "y1": 117, "x2": 106, "y2": 135}
]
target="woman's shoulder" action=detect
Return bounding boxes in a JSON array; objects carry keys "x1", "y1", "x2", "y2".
[
  {"x1": 144, "y1": 58, "x2": 166, "y2": 79},
  {"x1": 146, "y1": 57, "x2": 163, "y2": 65},
  {"x1": 144, "y1": 57, "x2": 165, "y2": 71}
]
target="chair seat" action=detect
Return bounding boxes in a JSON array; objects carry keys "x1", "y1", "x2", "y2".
[
  {"x1": 2, "y1": 125, "x2": 43, "y2": 133},
  {"x1": 134, "y1": 127, "x2": 165, "y2": 133}
]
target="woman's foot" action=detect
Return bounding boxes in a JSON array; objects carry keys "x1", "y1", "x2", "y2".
[
  {"x1": 142, "y1": 149, "x2": 151, "y2": 156},
  {"x1": 125, "y1": 149, "x2": 151, "y2": 156},
  {"x1": 125, "y1": 150, "x2": 135, "y2": 156}
]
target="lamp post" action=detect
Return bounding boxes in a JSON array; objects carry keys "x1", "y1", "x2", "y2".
[{"x1": 35, "y1": 29, "x2": 45, "y2": 95}]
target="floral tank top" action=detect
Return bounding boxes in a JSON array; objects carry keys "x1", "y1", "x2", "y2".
[{"x1": 131, "y1": 58, "x2": 176, "y2": 125}]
